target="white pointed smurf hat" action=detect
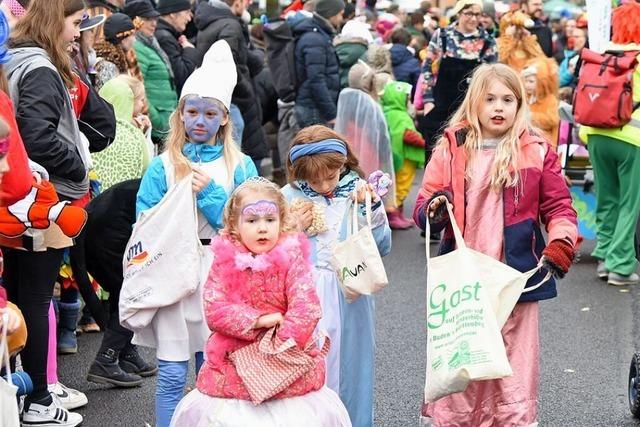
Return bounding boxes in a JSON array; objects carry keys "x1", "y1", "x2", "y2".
[{"x1": 180, "y1": 40, "x2": 237, "y2": 110}]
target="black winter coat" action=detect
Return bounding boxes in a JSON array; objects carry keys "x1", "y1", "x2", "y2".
[
  {"x1": 292, "y1": 14, "x2": 340, "y2": 122},
  {"x1": 530, "y1": 20, "x2": 553, "y2": 58},
  {"x1": 194, "y1": 2, "x2": 267, "y2": 161},
  {"x1": 155, "y1": 19, "x2": 199, "y2": 94}
]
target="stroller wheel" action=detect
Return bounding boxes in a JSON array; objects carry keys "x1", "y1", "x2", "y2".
[{"x1": 629, "y1": 353, "x2": 640, "y2": 418}]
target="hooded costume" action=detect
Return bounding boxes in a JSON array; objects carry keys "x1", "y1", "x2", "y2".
[
  {"x1": 92, "y1": 78, "x2": 151, "y2": 190},
  {"x1": 496, "y1": 10, "x2": 545, "y2": 72},
  {"x1": 522, "y1": 57, "x2": 560, "y2": 148}
]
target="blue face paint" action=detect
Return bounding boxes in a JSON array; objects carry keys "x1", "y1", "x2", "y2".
[{"x1": 182, "y1": 97, "x2": 225, "y2": 143}]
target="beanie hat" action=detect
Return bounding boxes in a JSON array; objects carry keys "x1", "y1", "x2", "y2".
[
  {"x1": 104, "y1": 13, "x2": 136, "y2": 44},
  {"x1": 316, "y1": 0, "x2": 345, "y2": 19},
  {"x1": 156, "y1": 0, "x2": 192, "y2": 15},
  {"x1": 452, "y1": 0, "x2": 482, "y2": 16},
  {"x1": 4, "y1": 0, "x2": 26, "y2": 18},
  {"x1": 180, "y1": 40, "x2": 237, "y2": 110},
  {"x1": 340, "y1": 20, "x2": 374, "y2": 43},
  {"x1": 124, "y1": 0, "x2": 160, "y2": 19}
]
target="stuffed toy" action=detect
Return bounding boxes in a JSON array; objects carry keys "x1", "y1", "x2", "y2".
[
  {"x1": 0, "y1": 180, "x2": 88, "y2": 238},
  {"x1": 497, "y1": 10, "x2": 545, "y2": 72},
  {"x1": 522, "y1": 57, "x2": 560, "y2": 148}
]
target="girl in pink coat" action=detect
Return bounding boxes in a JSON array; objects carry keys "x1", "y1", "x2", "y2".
[
  {"x1": 413, "y1": 63, "x2": 578, "y2": 426},
  {"x1": 170, "y1": 177, "x2": 351, "y2": 427}
]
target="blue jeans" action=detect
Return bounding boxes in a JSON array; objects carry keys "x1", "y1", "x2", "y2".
[
  {"x1": 229, "y1": 103, "x2": 244, "y2": 146},
  {"x1": 155, "y1": 352, "x2": 204, "y2": 427}
]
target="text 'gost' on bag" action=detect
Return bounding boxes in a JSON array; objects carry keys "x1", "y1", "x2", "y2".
[
  {"x1": 119, "y1": 172, "x2": 205, "y2": 332},
  {"x1": 331, "y1": 187, "x2": 388, "y2": 303},
  {"x1": 0, "y1": 314, "x2": 20, "y2": 427},
  {"x1": 423, "y1": 203, "x2": 550, "y2": 402},
  {"x1": 573, "y1": 48, "x2": 639, "y2": 128}
]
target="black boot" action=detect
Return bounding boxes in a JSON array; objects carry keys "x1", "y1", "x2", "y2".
[
  {"x1": 87, "y1": 348, "x2": 143, "y2": 387},
  {"x1": 119, "y1": 344, "x2": 158, "y2": 377}
]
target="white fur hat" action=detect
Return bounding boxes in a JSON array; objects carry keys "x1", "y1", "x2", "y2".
[
  {"x1": 180, "y1": 40, "x2": 237, "y2": 110},
  {"x1": 340, "y1": 20, "x2": 374, "y2": 44}
]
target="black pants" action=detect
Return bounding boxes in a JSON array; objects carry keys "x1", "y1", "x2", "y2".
[
  {"x1": 3, "y1": 247, "x2": 64, "y2": 401},
  {"x1": 87, "y1": 248, "x2": 133, "y2": 354}
]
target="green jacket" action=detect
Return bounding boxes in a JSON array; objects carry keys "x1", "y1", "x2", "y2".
[
  {"x1": 134, "y1": 39, "x2": 177, "y2": 141},
  {"x1": 380, "y1": 81, "x2": 424, "y2": 169},
  {"x1": 335, "y1": 40, "x2": 368, "y2": 89},
  {"x1": 579, "y1": 45, "x2": 640, "y2": 147}
]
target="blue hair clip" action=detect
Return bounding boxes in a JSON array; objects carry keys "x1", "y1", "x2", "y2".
[{"x1": 0, "y1": 10, "x2": 11, "y2": 65}]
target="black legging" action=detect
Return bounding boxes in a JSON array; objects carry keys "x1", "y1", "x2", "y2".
[{"x1": 2, "y1": 247, "x2": 64, "y2": 401}]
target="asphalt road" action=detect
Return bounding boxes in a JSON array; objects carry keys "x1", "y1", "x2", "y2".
[{"x1": 58, "y1": 174, "x2": 640, "y2": 426}]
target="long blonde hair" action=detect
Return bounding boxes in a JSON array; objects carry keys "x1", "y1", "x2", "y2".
[
  {"x1": 447, "y1": 63, "x2": 529, "y2": 190},
  {"x1": 164, "y1": 97, "x2": 245, "y2": 188}
]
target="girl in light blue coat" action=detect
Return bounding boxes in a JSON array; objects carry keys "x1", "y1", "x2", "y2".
[
  {"x1": 135, "y1": 40, "x2": 257, "y2": 427},
  {"x1": 282, "y1": 125, "x2": 392, "y2": 427}
]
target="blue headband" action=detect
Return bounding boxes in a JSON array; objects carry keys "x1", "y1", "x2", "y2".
[{"x1": 289, "y1": 139, "x2": 348, "y2": 163}]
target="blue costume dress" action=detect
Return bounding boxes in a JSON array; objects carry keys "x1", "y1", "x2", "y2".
[{"x1": 282, "y1": 170, "x2": 392, "y2": 427}]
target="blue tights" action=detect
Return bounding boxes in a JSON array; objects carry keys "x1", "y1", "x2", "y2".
[{"x1": 155, "y1": 352, "x2": 204, "y2": 427}]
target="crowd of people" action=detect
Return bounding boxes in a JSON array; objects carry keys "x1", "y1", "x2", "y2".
[{"x1": 0, "y1": 0, "x2": 637, "y2": 426}]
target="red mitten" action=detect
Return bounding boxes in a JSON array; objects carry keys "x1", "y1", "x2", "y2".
[
  {"x1": 403, "y1": 129, "x2": 425, "y2": 148},
  {"x1": 542, "y1": 239, "x2": 574, "y2": 278}
]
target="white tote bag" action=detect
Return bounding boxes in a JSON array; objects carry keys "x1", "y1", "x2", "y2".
[
  {"x1": 119, "y1": 173, "x2": 204, "y2": 331},
  {"x1": 331, "y1": 188, "x2": 388, "y2": 302},
  {"x1": 424, "y1": 203, "x2": 550, "y2": 402},
  {"x1": 0, "y1": 314, "x2": 20, "y2": 427}
]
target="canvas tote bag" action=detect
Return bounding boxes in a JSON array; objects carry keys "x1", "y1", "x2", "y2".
[
  {"x1": 331, "y1": 188, "x2": 388, "y2": 302},
  {"x1": 424, "y1": 203, "x2": 551, "y2": 402},
  {"x1": 0, "y1": 314, "x2": 20, "y2": 427},
  {"x1": 119, "y1": 172, "x2": 204, "y2": 331}
]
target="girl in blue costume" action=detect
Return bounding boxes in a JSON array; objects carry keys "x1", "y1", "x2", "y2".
[
  {"x1": 135, "y1": 41, "x2": 257, "y2": 427},
  {"x1": 282, "y1": 125, "x2": 392, "y2": 427}
]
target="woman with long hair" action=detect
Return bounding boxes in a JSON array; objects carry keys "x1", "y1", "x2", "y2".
[{"x1": 3, "y1": 0, "x2": 90, "y2": 425}]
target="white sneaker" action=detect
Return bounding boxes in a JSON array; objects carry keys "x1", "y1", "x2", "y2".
[
  {"x1": 22, "y1": 399, "x2": 82, "y2": 427},
  {"x1": 48, "y1": 383, "x2": 88, "y2": 410}
]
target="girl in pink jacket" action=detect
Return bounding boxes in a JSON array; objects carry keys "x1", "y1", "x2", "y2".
[
  {"x1": 413, "y1": 63, "x2": 578, "y2": 426},
  {"x1": 170, "y1": 177, "x2": 351, "y2": 427}
]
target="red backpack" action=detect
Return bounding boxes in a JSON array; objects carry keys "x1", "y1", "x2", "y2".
[{"x1": 573, "y1": 48, "x2": 639, "y2": 128}]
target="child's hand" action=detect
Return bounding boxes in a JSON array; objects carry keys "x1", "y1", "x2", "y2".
[
  {"x1": 0, "y1": 307, "x2": 22, "y2": 334},
  {"x1": 254, "y1": 312, "x2": 284, "y2": 329},
  {"x1": 353, "y1": 183, "x2": 380, "y2": 204},
  {"x1": 428, "y1": 195, "x2": 450, "y2": 218},
  {"x1": 290, "y1": 199, "x2": 314, "y2": 231},
  {"x1": 133, "y1": 114, "x2": 151, "y2": 132},
  {"x1": 192, "y1": 166, "x2": 212, "y2": 193}
]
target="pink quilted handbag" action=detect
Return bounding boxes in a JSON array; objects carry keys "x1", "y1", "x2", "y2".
[{"x1": 229, "y1": 327, "x2": 330, "y2": 405}]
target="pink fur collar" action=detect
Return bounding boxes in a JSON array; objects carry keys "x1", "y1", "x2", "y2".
[{"x1": 211, "y1": 232, "x2": 310, "y2": 274}]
